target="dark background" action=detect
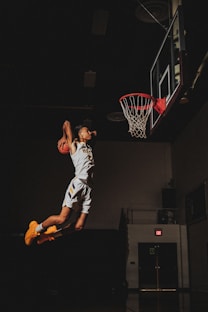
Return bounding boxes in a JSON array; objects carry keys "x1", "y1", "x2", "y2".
[{"x1": 2, "y1": 0, "x2": 208, "y2": 143}]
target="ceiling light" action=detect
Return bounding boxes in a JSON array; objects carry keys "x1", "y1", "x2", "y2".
[
  {"x1": 135, "y1": 0, "x2": 169, "y2": 23},
  {"x1": 107, "y1": 112, "x2": 126, "y2": 122}
]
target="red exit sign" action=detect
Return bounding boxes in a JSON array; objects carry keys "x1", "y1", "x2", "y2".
[{"x1": 154, "y1": 228, "x2": 163, "y2": 236}]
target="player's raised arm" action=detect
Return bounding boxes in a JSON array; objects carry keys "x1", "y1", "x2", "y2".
[
  {"x1": 62, "y1": 120, "x2": 72, "y2": 141},
  {"x1": 62, "y1": 120, "x2": 78, "y2": 154}
]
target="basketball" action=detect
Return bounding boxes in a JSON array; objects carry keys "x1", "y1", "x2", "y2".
[{"x1": 58, "y1": 142, "x2": 70, "y2": 154}]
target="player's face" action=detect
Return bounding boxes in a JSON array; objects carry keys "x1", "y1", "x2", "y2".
[{"x1": 79, "y1": 127, "x2": 92, "y2": 140}]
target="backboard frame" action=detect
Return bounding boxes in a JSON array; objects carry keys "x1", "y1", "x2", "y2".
[{"x1": 149, "y1": 5, "x2": 186, "y2": 135}]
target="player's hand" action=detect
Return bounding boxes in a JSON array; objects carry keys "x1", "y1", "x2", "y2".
[
  {"x1": 63, "y1": 120, "x2": 70, "y2": 130},
  {"x1": 57, "y1": 137, "x2": 66, "y2": 148}
]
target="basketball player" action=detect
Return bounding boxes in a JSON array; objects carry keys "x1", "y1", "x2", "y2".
[{"x1": 24, "y1": 120, "x2": 96, "y2": 246}]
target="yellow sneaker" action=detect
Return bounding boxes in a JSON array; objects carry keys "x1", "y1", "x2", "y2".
[
  {"x1": 24, "y1": 220, "x2": 39, "y2": 246},
  {"x1": 44, "y1": 225, "x2": 57, "y2": 234},
  {"x1": 36, "y1": 225, "x2": 57, "y2": 245},
  {"x1": 37, "y1": 233, "x2": 55, "y2": 245}
]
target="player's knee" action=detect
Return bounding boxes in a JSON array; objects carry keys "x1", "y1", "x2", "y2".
[{"x1": 57, "y1": 215, "x2": 67, "y2": 225}]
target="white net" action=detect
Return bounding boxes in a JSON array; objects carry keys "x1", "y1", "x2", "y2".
[{"x1": 119, "y1": 93, "x2": 155, "y2": 139}]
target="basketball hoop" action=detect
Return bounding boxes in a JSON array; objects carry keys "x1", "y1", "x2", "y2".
[{"x1": 119, "y1": 92, "x2": 166, "y2": 139}]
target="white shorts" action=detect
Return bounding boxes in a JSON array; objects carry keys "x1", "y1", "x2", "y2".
[{"x1": 62, "y1": 177, "x2": 92, "y2": 214}]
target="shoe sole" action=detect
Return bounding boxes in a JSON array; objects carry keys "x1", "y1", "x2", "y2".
[{"x1": 24, "y1": 220, "x2": 39, "y2": 246}]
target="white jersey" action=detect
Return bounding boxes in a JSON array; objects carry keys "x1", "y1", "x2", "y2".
[{"x1": 70, "y1": 142, "x2": 95, "y2": 185}]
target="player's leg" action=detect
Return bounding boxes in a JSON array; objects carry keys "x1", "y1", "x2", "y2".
[
  {"x1": 24, "y1": 179, "x2": 76, "y2": 246},
  {"x1": 24, "y1": 206, "x2": 71, "y2": 246},
  {"x1": 37, "y1": 209, "x2": 81, "y2": 245},
  {"x1": 33, "y1": 179, "x2": 89, "y2": 245},
  {"x1": 74, "y1": 212, "x2": 88, "y2": 230}
]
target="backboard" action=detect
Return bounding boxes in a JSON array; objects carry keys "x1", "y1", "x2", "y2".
[{"x1": 149, "y1": 6, "x2": 186, "y2": 135}]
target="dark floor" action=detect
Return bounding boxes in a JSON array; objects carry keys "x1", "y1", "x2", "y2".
[
  {"x1": 5, "y1": 289, "x2": 208, "y2": 312},
  {"x1": 5, "y1": 232, "x2": 208, "y2": 311},
  {"x1": 128, "y1": 291, "x2": 208, "y2": 312}
]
